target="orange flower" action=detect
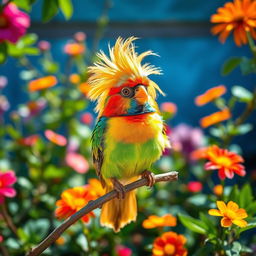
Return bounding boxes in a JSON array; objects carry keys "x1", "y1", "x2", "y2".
[
  {"x1": 190, "y1": 147, "x2": 209, "y2": 161},
  {"x1": 200, "y1": 108, "x2": 231, "y2": 128},
  {"x1": 64, "y1": 43, "x2": 85, "y2": 56},
  {"x1": 69, "y1": 74, "x2": 80, "y2": 84},
  {"x1": 205, "y1": 145, "x2": 246, "y2": 179},
  {"x1": 55, "y1": 186, "x2": 96, "y2": 223},
  {"x1": 28, "y1": 76, "x2": 57, "y2": 92},
  {"x1": 79, "y1": 82, "x2": 90, "y2": 96},
  {"x1": 44, "y1": 130, "x2": 67, "y2": 146},
  {"x1": 55, "y1": 236, "x2": 65, "y2": 246},
  {"x1": 195, "y1": 85, "x2": 226, "y2": 106},
  {"x1": 87, "y1": 178, "x2": 105, "y2": 198},
  {"x1": 211, "y1": 0, "x2": 256, "y2": 46},
  {"x1": 208, "y1": 201, "x2": 248, "y2": 227},
  {"x1": 213, "y1": 184, "x2": 224, "y2": 196},
  {"x1": 152, "y1": 232, "x2": 187, "y2": 256},
  {"x1": 142, "y1": 214, "x2": 177, "y2": 229}
]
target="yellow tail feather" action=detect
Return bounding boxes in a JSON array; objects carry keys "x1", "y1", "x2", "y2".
[{"x1": 100, "y1": 187, "x2": 137, "y2": 232}]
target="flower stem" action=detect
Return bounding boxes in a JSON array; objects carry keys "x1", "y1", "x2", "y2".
[
  {"x1": 246, "y1": 32, "x2": 256, "y2": 57},
  {"x1": 0, "y1": 203, "x2": 18, "y2": 237},
  {"x1": 223, "y1": 87, "x2": 256, "y2": 147}
]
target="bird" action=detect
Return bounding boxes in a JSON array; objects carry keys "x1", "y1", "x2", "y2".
[{"x1": 87, "y1": 37, "x2": 170, "y2": 232}]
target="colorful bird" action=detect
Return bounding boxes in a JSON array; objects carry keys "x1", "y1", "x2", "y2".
[{"x1": 88, "y1": 37, "x2": 170, "y2": 232}]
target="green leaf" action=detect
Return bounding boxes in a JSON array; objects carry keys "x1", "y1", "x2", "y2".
[
  {"x1": 42, "y1": 0, "x2": 59, "y2": 23},
  {"x1": 43, "y1": 165, "x2": 66, "y2": 179},
  {"x1": 23, "y1": 47, "x2": 40, "y2": 55},
  {"x1": 22, "y1": 33, "x2": 38, "y2": 45},
  {"x1": 231, "y1": 85, "x2": 253, "y2": 103},
  {"x1": 13, "y1": 0, "x2": 32, "y2": 11},
  {"x1": 227, "y1": 123, "x2": 253, "y2": 136},
  {"x1": 58, "y1": 0, "x2": 73, "y2": 19},
  {"x1": 239, "y1": 218, "x2": 256, "y2": 234},
  {"x1": 0, "y1": 42, "x2": 7, "y2": 64},
  {"x1": 178, "y1": 214, "x2": 207, "y2": 234},
  {"x1": 239, "y1": 183, "x2": 253, "y2": 208},
  {"x1": 240, "y1": 57, "x2": 256, "y2": 75},
  {"x1": 224, "y1": 241, "x2": 241, "y2": 256},
  {"x1": 188, "y1": 194, "x2": 207, "y2": 206},
  {"x1": 228, "y1": 185, "x2": 239, "y2": 202},
  {"x1": 246, "y1": 201, "x2": 256, "y2": 215},
  {"x1": 222, "y1": 57, "x2": 242, "y2": 76},
  {"x1": 199, "y1": 213, "x2": 217, "y2": 235}
]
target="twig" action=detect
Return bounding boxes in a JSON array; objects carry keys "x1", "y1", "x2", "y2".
[
  {"x1": 0, "y1": 203, "x2": 18, "y2": 237},
  {"x1": 27, "y1": 171, "x2": 178, "y2": 256}
]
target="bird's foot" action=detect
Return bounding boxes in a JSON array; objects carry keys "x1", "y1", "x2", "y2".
[
  {"x1": 111, "y1": 178, "x2": 126, "y2": 199},
  {"x1": 141, "y1": 170, "x2": 155, "y2": 187}
]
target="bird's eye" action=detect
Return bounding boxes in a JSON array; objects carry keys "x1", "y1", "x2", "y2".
[{"x1": 120, "y1": 87, "x2": 134, "y2": 98}]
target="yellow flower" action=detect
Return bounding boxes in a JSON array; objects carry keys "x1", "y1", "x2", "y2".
[
  {"x1": 142, "y1": 214, "x2": 177, "y2": 229},
  {"x1": 208, "y1": 201, "x2": 248, "y2": 227},
  {"x1": 211, "y1": 0, "x2": 256, "y2": 46}
]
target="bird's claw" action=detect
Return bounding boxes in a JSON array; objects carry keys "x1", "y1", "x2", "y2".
[
  {"x1": 111, "y1": 178, "x2": 126, "y2": 199},
  {"x1": 141, "y1": 170, "x2": 155, "y2": 187}
]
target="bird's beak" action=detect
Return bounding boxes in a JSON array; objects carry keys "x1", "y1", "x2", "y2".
[{"x1": 134, "y1": 86, "x2": 148, "y2": 105}]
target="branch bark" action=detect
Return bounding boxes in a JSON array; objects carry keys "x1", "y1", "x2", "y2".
[{"x1": 26, "y1": 171, "x2": 178, "y2": 256}]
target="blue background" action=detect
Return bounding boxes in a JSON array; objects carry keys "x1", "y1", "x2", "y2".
[{"x1": 1, "y1": 0, "x2": 255, "y2": 154}]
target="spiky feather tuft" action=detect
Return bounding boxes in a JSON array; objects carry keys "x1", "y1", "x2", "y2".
[{"x1": 87, "y1": 37, "x2": 164, "y2": 115}]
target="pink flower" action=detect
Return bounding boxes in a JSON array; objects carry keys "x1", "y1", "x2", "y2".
[
  {"x1": 0, "y1": 170, "x2": 17, "y2": 203},
  {"x1": 187, "y1": 181, "x2": 203, "y2": 193},
  {"x1": 44, "y1": 130, "x2": 67, "y2": 146},
  {"x1": 38, "y1": 40, "x2": 51, "y2": 51},
  {"x1": 0, "y1": 235, "x2": 3, "y2": 243},
  {"x1": 160, "y1": 102, "x2": 177, "y2": 115},
  {"x1": 0, "y1": 76, "x2": 8, "y2": 89},
  {"x1": 74, "y1": 32, "x2": 86, "y2": 42},
  {"x1": 81, "y1": 112, "x2": 93, "y2": 125},
  {"x1": 0, "y1": 3, "x2": 30, "y2": 43},
  {"x1": 116, "y1": 246, "x2": 132, "y2": 256},
  {"x1": 65, "y1": 152, "x2": 89, "y2": 174}
]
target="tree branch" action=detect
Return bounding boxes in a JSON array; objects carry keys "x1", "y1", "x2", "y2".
[{"x1": 27, "y1": 171, "x2": 178, "y2": 256}]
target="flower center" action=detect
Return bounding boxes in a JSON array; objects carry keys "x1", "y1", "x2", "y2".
[
  {"x1": 164, "y1": 244, "x2": 175, "y2": 255},
  {"x1": 215, "y1": 156, "x2": 232, "y2": 168},
  {"x1": 225, "y1": 209, "x2": 236, "y2": 220},
  {"x1": 0, "y1": 15, "x2": 8, "y2": 28}
]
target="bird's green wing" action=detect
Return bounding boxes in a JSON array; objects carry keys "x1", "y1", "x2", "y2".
[{"x1": 91, "y1": 116, "x2": 108, "y2": 187}]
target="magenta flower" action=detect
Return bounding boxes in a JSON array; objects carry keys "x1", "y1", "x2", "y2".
[
  {"x1": 0, "y1": 170, "x2": 17, "y2": 203},
  {"x1": 0, "y1": 3, "x2": 30, "y2": 43},
  {"x1": 65, "y1": 152, "x2": 89, "y2": 174},
  {"x1": 116, "y1": 245, "x2": 132, "y2": 256},
  {"x1": 187, "y1": 181, "x2": 203, "y2": 193}
]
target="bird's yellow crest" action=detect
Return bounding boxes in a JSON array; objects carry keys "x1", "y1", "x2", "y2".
[{"x1": 87, "y1": 37, "x2": 164, "y2": 115}]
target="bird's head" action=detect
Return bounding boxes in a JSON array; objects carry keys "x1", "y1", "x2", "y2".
[{"x1": 87, "y1": 37, "x2": 164, "y2": 117}]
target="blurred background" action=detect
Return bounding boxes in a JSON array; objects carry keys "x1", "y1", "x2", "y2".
[{"x1": 1, "y1": 0, "x2": 255, "y2": 154}]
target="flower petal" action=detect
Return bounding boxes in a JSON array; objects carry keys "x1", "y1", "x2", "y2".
[
  {"x1": 208, "y1": 209, "x2": 223, "y2": 216},
  {"x1": 221, "y1": 217, "x2": 232, "y2": 227},
  {"x1": 232, "y1": 219, "x2": 248, "y2": 228},
  {"x1": 217, "y1": 201, "x2": 227, "y2": 213},
  {"x1": 227, "y1": 201, "x2": 239, "y2": 211}
]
